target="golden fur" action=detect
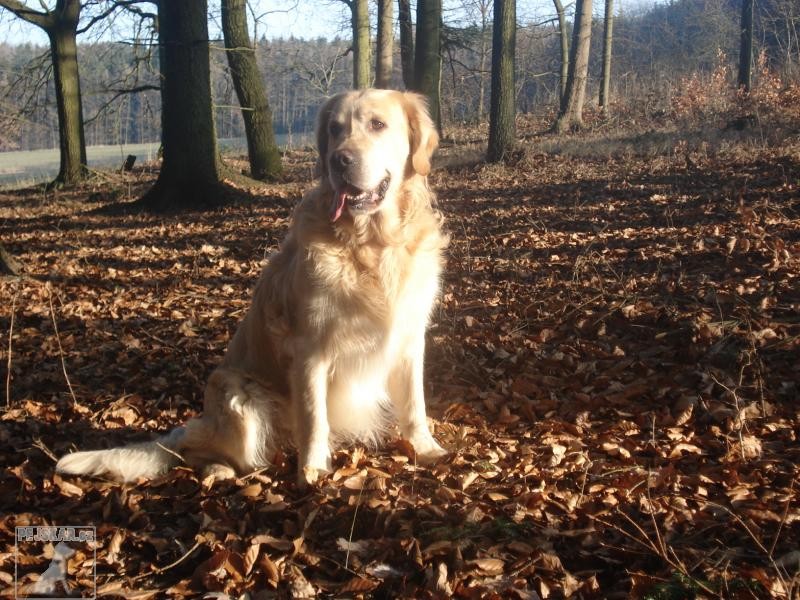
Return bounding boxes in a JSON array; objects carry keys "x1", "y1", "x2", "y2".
[{"x1": 56, "y1": 89, "x2": 448, "y2": 485}]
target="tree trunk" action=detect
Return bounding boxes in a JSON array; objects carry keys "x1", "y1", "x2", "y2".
[
  {"x1": 376, "y1": 0, "x2": 394, "y2": 88},
  {"x1": 553, "y1": 0, "x2": 569, "y2": 103},
  {"x1": 399, "y1": 0, "x2": 414, "y2": 89},
  {"x1": 140, "y1": 0, "x2": 222, "y2": 210},
  {"x1": 599, "y1": 0, "x2": 614, "y2": 112},
  {"x1": 738, "y1": 0, "x2": 754, "y2": 91},
  {"x1": 352, "y1": 0, "x2": 371, "y2": 88},
  {"x1": 488, "y1": 0, "x2": 516, "y2": 162},
  {"x1": 50, "y1": 22, "x2": 87, "y2": 184},
  {"x1": 554, "y1": 0, "x2": 593, "y2": 133},
  {"x1": 414, "y1": 0, "x2": 442, "y2": 132},
  {"x1": 477, "y1": 1, "x2": 491, "y2": 121},
  {"x1": 221, "y1": 0, "x2": 281, "y2": 180},
  {"x1": 0, "y1": 243, "x2": 22, "y2": 276},
  {"x1": 0, "y1": 0, "x2": 88, "y2": 186}
]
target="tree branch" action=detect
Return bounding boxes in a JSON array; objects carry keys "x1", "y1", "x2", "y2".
[
  {"x1": 76, "y1": 0, "x2": 156, "y2": 35},
  {"x1": 0, "y1": 0, "x2": 52, "y2": 29},
  {"x1": 85, "y1": 84, "x2": 160, "y2": 126}
]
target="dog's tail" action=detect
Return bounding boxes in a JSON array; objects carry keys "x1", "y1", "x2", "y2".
[{"x1": 55, "y1": 428, "x2": 186, "y2": 483}]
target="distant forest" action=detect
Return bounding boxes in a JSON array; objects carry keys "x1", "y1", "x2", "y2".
[{"x1": 0, "y1": 0, "x2": 797, "y2": 152}]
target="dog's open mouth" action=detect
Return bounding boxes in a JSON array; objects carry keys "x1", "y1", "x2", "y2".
[{"x1": 330, "y1": 174, "x2": 391, "y2": 222}]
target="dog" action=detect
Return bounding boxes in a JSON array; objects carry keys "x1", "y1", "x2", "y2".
[{"x1": 56, "y1": 89, "x2": 448, "y2": 486}]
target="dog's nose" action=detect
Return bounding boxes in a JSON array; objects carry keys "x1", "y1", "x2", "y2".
[{"x1": 331, "y1": 150, "x2": 355, "y2": 171}]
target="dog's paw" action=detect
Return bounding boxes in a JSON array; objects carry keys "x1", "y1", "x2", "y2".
[
  {"x1": 297, "y1": 453, "x2": 332, "y2": 488},
  {"x1": 409, "y1": 433, "x2": 448, "y2": 464},
  {"x1": 201, "y1": 463, "x2": 236, "y2": 483}
]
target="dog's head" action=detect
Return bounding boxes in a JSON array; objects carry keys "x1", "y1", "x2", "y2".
[{"x1": 315, "y1": 89, "x2": 439, "y2": 222}]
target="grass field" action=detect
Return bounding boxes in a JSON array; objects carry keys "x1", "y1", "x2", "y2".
[{"x1": 0, "y1": 133, "x2": 310, "y2": 188}]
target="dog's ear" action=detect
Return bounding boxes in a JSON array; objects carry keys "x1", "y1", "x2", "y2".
[
  {"x1": 314, "y1": 94, "x2": 340, "y2": 179},
  {"x1": 403, "y1": 92, "x2": 439, "y2": 176}
]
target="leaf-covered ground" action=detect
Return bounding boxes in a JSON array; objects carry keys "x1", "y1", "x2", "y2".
[{"x1": 1, "y1": 123, "x2": 799, "y2": 599}]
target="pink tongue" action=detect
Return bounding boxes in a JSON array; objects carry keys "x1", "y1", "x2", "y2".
[{"x1": 329, "y1": 190, "x2": 347, "y2": 222}]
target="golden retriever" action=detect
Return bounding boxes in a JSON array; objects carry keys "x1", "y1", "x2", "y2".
[{"x1": 56, "y1": 89, "x2": 448, "y2": 486}]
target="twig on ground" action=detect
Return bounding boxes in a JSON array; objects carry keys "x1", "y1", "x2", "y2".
[
  {"x1": 47, "y1": 283, "x2": 78, "y2": 407},
  {"x1": 344, "y1": 472, "x2": 366, "y2": 571},
  {"x1": 594, "y1": 501, "x2": 718, "y2": 597},
  {"x1": 6, "y1": 280, "x2": 19, "y2": 407},
  {"x1": 238, "y1": 466, "x2": 271, "y2": 481},
  {"x1": 709, "y1": 371, "x2": 748, "y2": 460},
  {"x1": 154, "y1": 442, "x2": 187, "y2": 464},
  {"x1": 135, "y1": 539, "x2": 202, "y2": 578},
  {"x1": 769, "y1": 476, "x2": 795, "y2": 558},
  {"x1": 705, "y1": 499, "x2": 791, "y2": 594},
  {"x1": 32, "y1": 437, "x2": 58, "y2": 462}
]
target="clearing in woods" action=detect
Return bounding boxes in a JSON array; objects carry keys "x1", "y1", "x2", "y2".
[{"x1": 1, "y1": 115, "x2": 799, "y2": 598}]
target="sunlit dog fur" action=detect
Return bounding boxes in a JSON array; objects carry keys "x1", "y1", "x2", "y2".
[{"x1": 56, "y1": 89, "x2": 448, "y2": 485}]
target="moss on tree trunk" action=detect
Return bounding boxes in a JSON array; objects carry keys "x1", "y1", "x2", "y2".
[
  {"x1": 50, "y1": 23, "x2": 87, "y2": 185},
  {"x1": 221, "y1": 0, "x2": 281, "y2": 180},
  {"x1": 376, "y1": 0, "x2": 394, "y2": 88},
  {"x1": 352, "y1": 0, "x2": 371, "y2": 88}
]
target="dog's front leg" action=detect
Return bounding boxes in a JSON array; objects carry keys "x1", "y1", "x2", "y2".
[
  {"x1": 291, "y1": 355, "x2": 332, "y2": 486},
  {"x1": 389, "y1": 337, "x2": 447, "y2": 463}
]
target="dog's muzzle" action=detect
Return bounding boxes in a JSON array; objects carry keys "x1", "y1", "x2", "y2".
[{"x1": 329, "y1": 174, "x2": 391, "y2": 222}]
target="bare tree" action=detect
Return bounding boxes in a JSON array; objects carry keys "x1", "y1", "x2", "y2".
[
  {"x1": 339, "y1": 0, "x2": 370, "y2": 88},
  {"x1": 399, "y1": 0, "x2": 414, "y2": 88},
  {"x1": 221, "y1": 0, "x2": 281, "y2": 180},
  {"x1": 414, "y1": 0, "x2": 442, "y2": 130},
  {"x1": 0, "y1": 0, "x2": 87, "y2": 184},
  {"x1": 738, "y1": 0, "x2": 754, "y2": 90},
  {"x1": 554, "y1": 0, "x2": 592, "y2": 132},
  {"x1": 599, "y1": 0, "x2": 614, "y2": 113},
  {"x1": 552, "y1": 0, "x2": 569, "y2": 102},
  {"x1": 139, "y1": 0, "x2": 222, "y2": 209},
  {"x1": 462, "y1": 0, "x2": 493, "y2": 120},
  {"x1": 487, "y1": 0, "x2": 515, "y2": 161},
  {"x1": 287, "y1": 43, "x2": 349, "y2": 96},
  {"x1": 376, "y1": 0, "x2": 393, "y2": 88}
]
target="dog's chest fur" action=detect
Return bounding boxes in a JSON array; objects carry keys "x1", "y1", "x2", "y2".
[{"x1": 306, "y1": 229, "x2": 440, "y2": 348}]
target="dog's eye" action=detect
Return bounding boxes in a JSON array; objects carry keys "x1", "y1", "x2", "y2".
[
  {"x1": 329, "y1": 122, "x2": 343, "y2": 137},
  {"x1": 369, "y1": 119, "x2": 386, "y2": 131}
]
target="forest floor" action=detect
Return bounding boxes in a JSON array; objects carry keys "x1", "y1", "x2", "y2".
[{"x1": 1, "y1": 111, "x2": 799, "y2": 599}]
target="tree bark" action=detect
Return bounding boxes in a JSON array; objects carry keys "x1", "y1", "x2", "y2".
[
  {"x1": 352, "y1": 0, "x2": 371, "y2": 88},
  {"x1": 552, "y1": 0, "x2": 569, "y2": 102},
  {"x1": 50, "y1": 17, "x2": 87, "y2": 184},
  {"x1": 738, "y1": 0, "x2": 754, "y2": 91},
  {"x1": 0, "y1": 243, "x2": 22, "y2": 276},
  {"x1": 554, "y1": 0, "x2": 593, "y2": 133},
  {"x1": 487, "y1": 0, "x2": 515, "y2": 162},
  {"x1": 0, "y1": 0, "x2": 87, "y2": 185},
  {"x1": 140, "y1": 0, "x2": 222, "y2": 210},
  {"x1": 599, "y1": 0, "x2": 614, "y2": 112},
  {"x1": 477, "y1": 0, "x2": 491, "y2": 121},
  {"x1": 414, "y1": 0, "x2": 442, "y2": 132},
  {"x1": 376, "y1": 0, "x2": 394, "y2": 88},
  {"x1": 399, "y1": 0, "x2": 414, "y2": 89},
  {"x1": 221, "y1": 0, "x2": 281, "y2": 180}
]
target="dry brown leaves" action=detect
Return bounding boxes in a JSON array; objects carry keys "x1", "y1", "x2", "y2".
[{"x1": 0, "y1": 134, "x2": 798, "y2": 598}]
